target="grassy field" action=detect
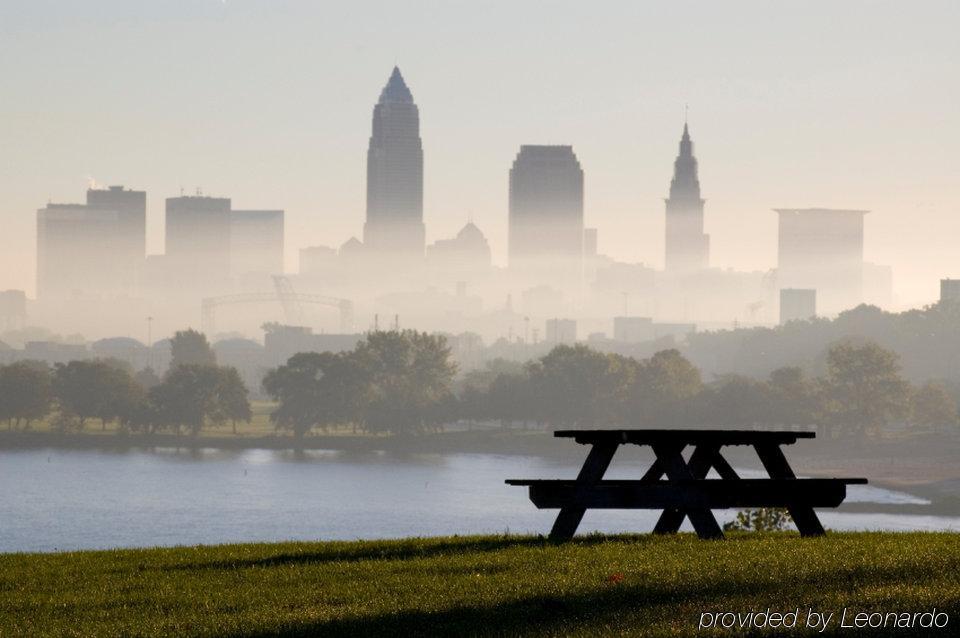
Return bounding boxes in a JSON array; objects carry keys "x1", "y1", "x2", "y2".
[
  {"x1": 2, "y1": 402, "x2": 517, "y2": 439},
  {"x1": 2, "y1": 533, "x2": 959, "y2": 637},
  {"x1": 3, "y1": 401, "x2": 284, "y2": 437}
]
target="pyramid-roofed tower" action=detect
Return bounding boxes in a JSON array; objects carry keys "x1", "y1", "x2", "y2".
[
  {"x1": 364, "y1": 67, "x2": 425, "y2": 257},
  {"x1": 664, "y1": 122, "x2": 709, "y2": 272}
]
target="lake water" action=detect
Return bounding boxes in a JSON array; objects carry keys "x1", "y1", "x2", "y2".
[{"x1": 1, "y1": 448, "x2": 957, "y2": 553}]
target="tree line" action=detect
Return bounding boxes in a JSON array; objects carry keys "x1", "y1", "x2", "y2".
[
  {"x1": 460, "y1": 340, "x2": 957, "y2": 437},
  {"x1": 0, "y1": 330, "x2": 251, "y2": 435},
  {"x1": 679, "y1": 301, "x2": 960, "y2": 390},
  {"x1": 262, "y1": 331, "x2": 955, "y2": 439},
  {"x1": 2, "y1": 327, "x2": 955, "y2": 440}
]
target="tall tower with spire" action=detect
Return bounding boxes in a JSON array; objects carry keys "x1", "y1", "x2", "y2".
[
  {"x1": 664, "y1": 122, "x2": 709, "y2": 272},
  {"x1": 364, "y1": 67, "x2": 425, "y2": 256}
]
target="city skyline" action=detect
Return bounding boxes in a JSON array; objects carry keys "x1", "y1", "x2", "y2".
[{"x1": 1, "y1": 1, "x2": 958, "y2": 308}]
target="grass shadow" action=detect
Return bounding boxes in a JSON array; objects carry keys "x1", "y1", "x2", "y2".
[
  {"x1": 160, "y1": 534, "x2": 643, "y2": 573},
  {"x1": 232, "y1": 561, "x2": 956, "y2": 637}
]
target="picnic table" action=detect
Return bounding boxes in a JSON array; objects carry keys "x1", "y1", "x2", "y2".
[{"x1": 506, "y1": 429, "x2": 867, "y2": 541}]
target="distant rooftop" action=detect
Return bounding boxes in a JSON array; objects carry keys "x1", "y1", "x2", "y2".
[{"x1": 774, "y1": 208, "x2": 869, "y2": 216}]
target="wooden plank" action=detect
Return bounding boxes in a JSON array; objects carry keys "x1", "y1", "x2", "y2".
[
  {"x1": 755, "y1": 443, "x2": 828, "y2": 537},
  {"x1": 523, "y1": 479, "x2": 854, "y2": 510},
  {"x1": 554, "y1": 429, "x2": 815, "y2": 447},
  {"x1": 651, "y1": 444, "x2": 724, "y2": 539},
  {"x1": 710, "y1": 450, "x2": 741, "y2": 480},
  {"x1": 506, "y1": 478, "x2": 867, "y2": 486},
  {"x1": 653, "y1": 444, "x2": 716, "y2": 534},
  {"x1": 548, "y1": 442, "x2": 618, "y2": 541}
]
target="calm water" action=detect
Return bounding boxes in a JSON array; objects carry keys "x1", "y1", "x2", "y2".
[{"x1": 0, "y1": 448, "x2": 956, "y2": 553}]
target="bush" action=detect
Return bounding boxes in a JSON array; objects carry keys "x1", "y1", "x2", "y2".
[{"x1": 723, "y1": 508, "x2": 791, "y2": 532}]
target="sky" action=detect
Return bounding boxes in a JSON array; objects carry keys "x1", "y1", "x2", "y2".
[{"x1": 1, "y1": 0, "x2": 957, "y2": 307}]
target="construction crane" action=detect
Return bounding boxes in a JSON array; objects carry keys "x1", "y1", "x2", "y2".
[
  {"x1": 272, "y1": 275, "x2": 304, "y2": 326},
  {"x1": 201, "y1": 277, "x2": 353, "y2": 335}
]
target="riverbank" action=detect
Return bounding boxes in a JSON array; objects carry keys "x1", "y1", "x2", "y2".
[{"x1": 2, "y1": 533, "x2": 958, "y2": 637}]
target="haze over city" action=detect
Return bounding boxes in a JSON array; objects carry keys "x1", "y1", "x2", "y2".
[
  {"x1": 5, "y1": 6, "x2": 960, "y2": 633},
  {"x1": 2, "y1": 0, "x2": 958, "y2": 308}
]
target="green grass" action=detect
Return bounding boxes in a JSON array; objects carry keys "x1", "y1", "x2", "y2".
[
  {"x1": 4, "y1": 402, "x2": 368, "y2": 438},
  {"x1": 2, "y1": 533, "x2": 959, "y2": 637}
]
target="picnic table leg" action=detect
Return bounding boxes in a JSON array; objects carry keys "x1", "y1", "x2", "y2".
[
  {"x1": 653, "y1": 444, "x2": 720, "y2": 535},
  {"x1": 549, "y1": 442, "x2": 618, "y2": 541},
  {"x1": 652, "y1": 444, "x2": 724, "y2": 540},
  {"x1": 754, "y1": 443, "x2": 827, "y2": 537}
]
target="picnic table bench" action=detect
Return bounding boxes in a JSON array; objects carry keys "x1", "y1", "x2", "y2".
[{"x1": 506, "y1": 429, "x2": 867, "y2": 541}]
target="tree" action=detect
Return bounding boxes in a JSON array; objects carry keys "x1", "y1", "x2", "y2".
[
  {"x1": 354, "y1": 331, "x2": 457, "y2": 435},
  {"x1": 822, "y1": 340, "x2": 911, "y2": 437},
  {"x1": 628, "y1": 349, "x2": 701, "y2": 426},
  {"x1": 149, "y1": 364, "x2": 223, "y2": 435},
  {"x1": 766, "y1": 366, "x2": 819, "y2": 427},
  {"x1": 525, "y1": 344, "x2": 629, "y2": 428},
  {"x1": 458, "y1": 358, "x2": 526, "y2": 395},
  {"x1": 910, "y1": 381, "x2": 958, "y2": 433},
  {"x1": 263, "y1": 351, "x2": 367, "y2": 438},
  {"x1": 134, "y1": 367, "x2": 161, "y2": 390},
  {"x1": 169, "y1": 329, "x2": 216, "y2": 369},
  {"x1": 213, "y1": 367, "x2": 252, "y2": 434},
  {"x1": 52, "y1": 360, "x2": 143, "y2": 430},
  {"x1": 0, "y1": 361, "x2": 53, "y2": 430},
  {"x1": 484, "y1": 371, "x2": 532, "y2": 428},
  {"x1": 700, "y1": 375, "x2": 770, "y2": 428}
]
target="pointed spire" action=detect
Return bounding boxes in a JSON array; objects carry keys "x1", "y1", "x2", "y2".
[
  {"x1": 679, "y1": 120, "x2": 693, "y2": 156},
  {"x1": 669, "y1": 119, "x2": 700, "y2": 200},
  {"x1": 378, "y1": 66, "x2": 414, "y2": 104}
]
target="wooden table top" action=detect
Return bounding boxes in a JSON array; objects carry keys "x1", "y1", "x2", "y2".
[{"x1": 553, "y1": 429, "x2": 816, "y2": 446}]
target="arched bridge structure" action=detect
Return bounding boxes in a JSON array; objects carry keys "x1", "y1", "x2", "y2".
[{"x1": 201, "y1": 287, "x2": 353, "y2": 335}]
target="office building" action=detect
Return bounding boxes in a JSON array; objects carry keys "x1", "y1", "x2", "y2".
[
  {"x1": 776, "y1": 208, "x2": 866, "y2": 315},
  {"x1": 37, "y1": 203, "x2": 117, "y2": 298},
  {"x1": 165, "y1": 195, "x2": 232, "y2": 289},
  {"x1": 664, "y1": 123, "x2": 709, "y2": 272},
  {"x1": 941, "y1": 279, "x2": 960, "y2": 304},
  {"x1": 779, "y1": 288, "x2": 816, "y2": 324},
  {"x1": 508, "y1": 145, "x2": 584, "y2": 277},
  {"x1": 0, "y1": 290, "x2": 27, "y2": 331},
  {"x1": 36, "y1": 186, "x2": 146, "y2": 298},
  {"x1": 364, "y1": 67, "x2": 425, "y2": 256},
  {"x1": 613, "y1": 316, "x2": 654, "y2": 343},
  {"x1": 86, "y1": 185, "x2": 146, "y2": 272},
  {"x1": 545, "y1": 318, "x2": 577, "y2": 344},
  {"x1": 426, "y1": 222, "x2": 492, "y2": 273}
]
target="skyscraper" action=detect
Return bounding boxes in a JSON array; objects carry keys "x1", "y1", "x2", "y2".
[
  {"x1": 508, "y1": 145, "x2": 584, "y2": 278},
  {"x1": 776, "y1": 208, "x2": 866, "y2": 314},
  {"x1": 86, "y1": 185, "x2": 147, "y2": 271},
  {"x1": 165, "y1": 195, "x2": 232, "y2": 290},
  {"x1": 36, "y1": 185, "x2": 146, "y2": 298},
  {"x1": 664, "y1": 123, "x2": 709, "y2": 272},
  {"x1": 364, "y1": 67, "x2": 424, "y2": 256}
]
